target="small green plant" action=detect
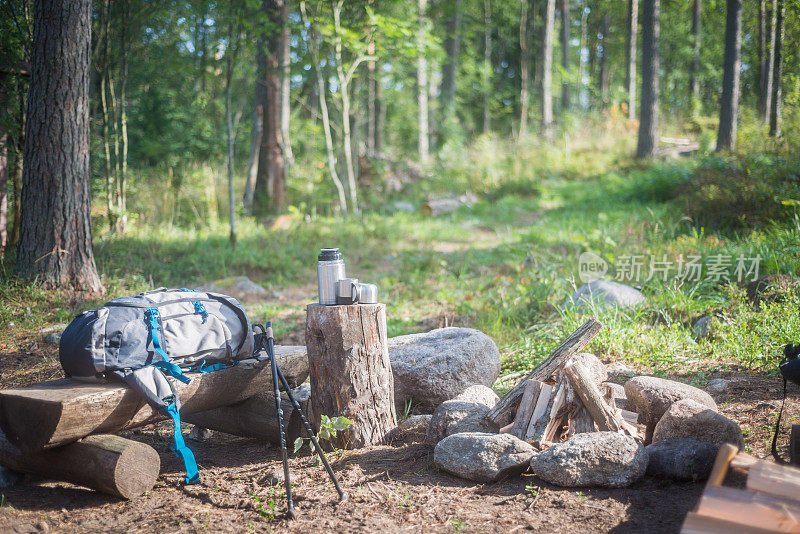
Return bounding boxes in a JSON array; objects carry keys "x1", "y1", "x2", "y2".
[
  {"x1": 525, "y1": 483, "x2": 539, "y2": 498},
  {"x1": 451, "y1": 519, "x2": 465, "y2": 531},
  {"x1": 402, "y1": 399, "x2": 413, "y2": 420},
  {"x1": 249, "y1": 490, "x2": 279, "y2": 520},
  {"x1": 293, "y1": 415, "x2": 353, "y2": 454}
]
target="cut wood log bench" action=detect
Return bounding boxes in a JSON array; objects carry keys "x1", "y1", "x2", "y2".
[{"x1": 0, "y1": 345, "x2": 308, "y2": 498}]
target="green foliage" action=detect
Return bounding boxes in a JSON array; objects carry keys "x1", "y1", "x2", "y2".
[{"x1": 293, "y1": 415, "x2": 353, "y2": 454}]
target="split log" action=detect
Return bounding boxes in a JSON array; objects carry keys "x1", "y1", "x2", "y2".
[
  {"x1": 746, "y1": 461, "x2": 800, "y2": 500},
  {"x1": 486, "y1": 318, "x2": 603, "y2": 427},
  {"x1": 526, "y1": 381, "x2": 561, "y2": 444},
  {"x1": 306, "y1": 304, "x2": 396, "y2": 449},
  {"x1": 564, "y1": 361, "x2": 636, "y2": 436},
  {"x1": 0, "y1": 346, "x2": 308, "y2": 452},
  {"x1": 184, "y1": 388, "x2": 310, "y2": 444},
  {"x1": 0, "y1": 430, "x2": 159, "y2": 499},
  {"x1": 681, "y1": 512, "x2": 779, "y2": 534},
  {"x1": 511, "y1": 380, "x2": 544, "y2": 439}
]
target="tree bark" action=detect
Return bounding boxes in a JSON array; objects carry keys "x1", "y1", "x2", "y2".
[
  {"x1": 333, "y1": 0, "x2": 359, "y2": 212},
  {"x1": 417, "y1": 0, "x2": 429, "y2": 162},
  {"x1": 560, "y1": 0, "x2": 570, "y2": 113},
  {"x1": 626, "y1": 0, "x2": 638, "y2": 120},
  {"x1": 540, "y1": 0, "x2": 555, "y2": 138},
  {"x1": 255, "y1": 0, "x2": 287, "y2": 214},
  {"x1": 366, "y1": 40, "x2": 376, "y2": 157},
  {"x1": 306, "y1": 304, "x2": 396, "y2": 449},
  {"x1": 10, "y1": 98, "x2": 23, "y2": 247},
  {"x1": 689, "y1": 0, "x2": 701, "y2": 117},
  {"x1": 225, "y1": 4, "x2": 238, "y2": 246},
  {"x1": 0, "y1": 431, "x2": 159, "y2": 499},
  {"x1": 17, "y1": 0, "x2": 103, "y2": 292},
  {"x1": 0, "y1": 132, "x2": 7, "y2": 255},
  {"x1": 636, "y1": 0, "x2": 659, "y2": 158},
  {"x1": 0, "y1": 346, "x2": 309, "y2": 452},
  {"x1": 440, "y1": 0, "x2": 462, "y2": 132},
  {"x1": 519, "y1": 0, "x2": 532, "y2": 136},
  {"x1": 769, "y1": 0, "x2": 783, "y2": 137},
  {"x1": 483, "y1": 0, "x2": 492, "y2": 134},
  {"x1": 115, "y1": 0, "x2": 129, "y2": 233},
  {"x1": 716, "y1": 0, "x2": 742, "y2": 151}
]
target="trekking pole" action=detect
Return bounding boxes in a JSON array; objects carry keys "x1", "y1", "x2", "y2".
[{"x1": 265, "y1": 321, "x2": 295, "y2": 519}]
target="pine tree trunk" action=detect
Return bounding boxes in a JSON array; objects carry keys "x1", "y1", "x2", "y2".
[
  {"x1": 17, "y1": 0, "x2": 103, "y2": 293},
  {"x1": 483, "y1": 0, "x2": 492, "y2": 134},
  {"x1": 626, "y1": 0, "x2": 638, "y2": 120},
  {"x1": 417, "y1": 0, "x2": 429, "y2": 162},
  {"x1": 541, "y1": 0, "x2": 555, "y2": 138},
  {"x1": 0, "y1": 132, "x2": 7, "y2": 255},
  {"x1": 440, "y1": 0, "x2": 462, "y2": 132},
  {"x1": 366, "y1": 41, "x2": 376, "y2": 157},
  {"x1": 636, "y1": 0, "x2": 659, "y2": 158},
  {"x1": 10, "y1": 97, "x2": 23, "y2": 247},
  {"x1": 716, "y1": 0, "x2": 742, "y2": 151},
  {"x1": 255, "y1": 0, "x2": 287, "y2": 213},
  {"x1": 116, "y1": 0, "x2": 129, "y2": 233},
  {"x1": 769, "y1": 0, "x2": 783, "y2": 137},
  {"x1": 519, "y1": 0, "x2": 531, "y2": 136},
  {"x1": 689, "y1": 0, "x2": 701, "y2": 117},
  {"x1": 225, "y1": 6, "x2": 238, "y2": 246},
  {"x1": 560, "y1": 0, "x2": 570, "y2": 113}
]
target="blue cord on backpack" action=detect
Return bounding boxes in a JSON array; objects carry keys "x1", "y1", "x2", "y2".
[{"x1": 164, "y1": 402, "x2": 200, "y2": 484}]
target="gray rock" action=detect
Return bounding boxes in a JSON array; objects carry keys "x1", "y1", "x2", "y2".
[
  {"x1": 529, "y1": 432, "x2": 648, "y2": 488},
  {"x1": 389, "y1": 328, "x2": 501, "y2": 412},
  {"x1": 451, "y1": 385, "x2": 499, "y2": 408},
  {"x1": 384, "y1": 415, "x2": 433, "y2": 445},
  {"x1": 197, "y1": 276, "x2": 268, "y2": 303},
  {"x1": 692, "y1": 316, "x2": 713, "y2": 339},
  {"x1": 563, "y1": 280, "x2": 646, "y2": 313},
  {"x1": 392, "y1": 201, "x2": 416, "y2": 213},
  {"x1": 602, "y1": 382, "x2": 628, "y2": 411},
  {"x1": 706, "y1": 378, "x2": 733, "y2": 394},
  {"x1": 652, "y1": 399, "x2": 745, "y2": 449},
  {"x1": 645, "y1": 438, "x2": 718, "y2": 481},
  {"x1": 44, "y1": 333, "x2": 62, "y2": 346},
  {"x1": 568, "y1": 353, "x2": 608, "y2": 385},
  {"x1": 427, "y1": 401, "x2": 492, "y2": 443},
  {"x1": 40, "y1": 323, "x2": 67, "y2": 346},
  {"x1": 624, "y1": 376, "x2": 718, "y2": 439},
  {"x1": 0, "y1": 466, "x2": 23, "y2": 489},
  {"x1": 434, "y1": 432, "x2": 535, "y2": 483},
  {"x1": 189, "y1": 426, "x2": 214, "y2": 442},
  {"x1": 606, "y1": 362, "x2": 637, "y2": 379}
]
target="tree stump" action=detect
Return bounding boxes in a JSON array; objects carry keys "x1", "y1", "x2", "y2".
[{"x1": 306, "y1": 303, "x2": 396, "y2": 448}]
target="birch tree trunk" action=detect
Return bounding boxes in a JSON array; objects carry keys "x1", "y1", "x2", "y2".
[
  {"x1": 768, "y1": 0, "x2": 784, "y2": 137},
  {"x1": 626, "y1": 0, "x2": 638, "y2": 120},
  {"x1": 440, "y1": 0, "x2": 462, "y2": 133},
  {"x1": 333, "y1": 0, "x2": 359, "y2": 213},
  {"x1": 483, "y1": 0, "x2": 492, "y2": 134},
  {"x1": 541, "y1": 0, "x2": 555, "y2": 139},
  {"x1": 716, "y1": 0, "x2": 742, "y2": 151},
  {"x1": 417, "y1": 0, "x2": 429, "y2": 162},
  {"x1": 519, "y1": 0, "x2": 531, "y2": 136},
  {"x1": 279, "y1": 0, "x2": 292, "y2": 165},
  {"x1": 225, "y1": 5, "x2": 238, "y2": 246},
  {"x1": 636, "y1": 0, "x2": 659, "y2": 158},
  {"x1": 599, "y1": 14, "x2": 610, "y2": 108},
  {"x1": 689, "y1": 0, "x2": 701, "y2": 117},
  {"x1": 560, "y1": 0, "x2": 570, "y2": 113}
]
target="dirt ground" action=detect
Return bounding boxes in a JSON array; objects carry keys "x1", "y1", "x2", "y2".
[{"x1": 0, "y1": 361, "x2": 797, "y2": 534}]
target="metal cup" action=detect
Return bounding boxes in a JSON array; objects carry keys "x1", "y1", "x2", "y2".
[
  {"x1": 336, "y1": 278, "x2": 360, "y2": 305},
  {"x1": 357, "y1": 283, "x2": 378, "y2": 304}
]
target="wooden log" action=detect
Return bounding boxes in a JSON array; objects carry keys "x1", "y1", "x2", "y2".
[
  {"x1": 695, "y1": 485, "x2": 800, "y2": 533},
  {"x1": 511, "y1": 380, "x2": 544, "y2": 440},
  {"x1": 184, "y1": 389, "x2": 310, "y2": 444},
  {"x1": 681, "y1": 511, "x2": 782, "y2": 534},
  {"x1": 564, "y1": 361, "x2": 635, "y2": 435},
  {"x1": 526, "y1": 381, "x2": 560, "y2": 444},
  {"x1": 306, "y1": 304, "x2": 396, "y2": 449},
  {"x1": 708, "y1": 443, "x2": 739, "y2": 486},
  {"x1": 746, "y1": 461, "x2": 800, "y2": 500},
  {"x1": 486, "y1": 318, "x2": 602, "y2": 427},
  {"x1": 0, "y1": 346, "x2": 308, "y2": 452},
  {"x1": 0, "y1": 430, "x2": 159, "y2": 499}
]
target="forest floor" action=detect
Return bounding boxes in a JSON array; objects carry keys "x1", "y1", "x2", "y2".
[{"x1": 1, "y1": 133, "x2": 799, "y2": 532}]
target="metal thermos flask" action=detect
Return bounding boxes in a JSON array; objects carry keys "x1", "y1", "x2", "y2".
[{"x1": 317, "y1": 248, "x2": 346, "y2": 305}]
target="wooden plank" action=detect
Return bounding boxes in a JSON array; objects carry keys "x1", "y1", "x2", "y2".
[
  {"x1": 526, "y1": 382, "x2": 557, "y2": 443},
  {"x1": 747, "y1": 461, "x2": 800, "y2": 501},
  {"x1": 485, "y1": 318, "x2": 603, "y2": 427},
  {"x1": 0, "y1": 429, "x2": 159, "y2": 499},
  {"x1": 696, "y1": 485, "x2": 800, "y2": 533},
  {"x1": 0, "y1": 346, "x2": 308, "y2": 452},
  {"x1": 681, "y1": 512, "x2": 785, "y2": 534},
  {"x1": 564, "y1": 361, "x2": 637, "y2": 436},
  {"x1": 707, "y1": 443, "x2": 739, "y2": 486},
  {"x1": 511, "y1": 380, "x2": 543, "y2": 440}
]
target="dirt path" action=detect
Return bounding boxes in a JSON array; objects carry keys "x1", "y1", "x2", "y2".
[{"x1": 1, "y1": 369, "x2": 796, "y2": 533}]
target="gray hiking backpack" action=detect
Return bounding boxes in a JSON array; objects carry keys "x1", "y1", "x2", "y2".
[{"x1": 59, "y1": 288, "x2": 255, "y2": 484}]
